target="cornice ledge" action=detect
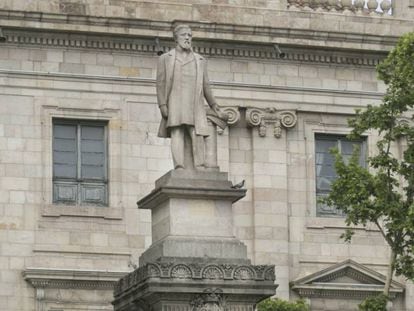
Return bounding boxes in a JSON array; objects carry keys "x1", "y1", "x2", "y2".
[
  {"x1": 1, "y1": 28, "x2": 387, "y2": 66},
  {"x1": 23, "y1": 267, "x2": 128, "y2": 290},
  {"x1": 0, "y1": 9, "x2": 399, "y2": 52}
]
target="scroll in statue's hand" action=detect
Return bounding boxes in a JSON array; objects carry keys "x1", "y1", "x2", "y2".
[{"x1": 160, "y1": 105, "x2": 168, "y2": 118}]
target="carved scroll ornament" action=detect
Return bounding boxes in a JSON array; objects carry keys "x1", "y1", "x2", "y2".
[{"x1": 246, "y1": 108, "x2": 297, "y2": 138}]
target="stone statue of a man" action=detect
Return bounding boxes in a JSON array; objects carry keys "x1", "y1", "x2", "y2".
[{"x1": 156, "y1": 24, "x2": 227, "y2": 170}]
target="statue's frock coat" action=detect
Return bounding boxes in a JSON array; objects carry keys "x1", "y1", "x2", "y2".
[
  {"x1": 156, "y1": 49, "x2": 211, "y2": 138},
  {"x1": 167, "y1": 54, "x2": 196, "y2": 128}
]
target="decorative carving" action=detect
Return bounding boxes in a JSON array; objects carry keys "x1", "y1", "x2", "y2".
[
  {"x1": 264, "y1": 266, "x2": 276, "y2": 281},
  {"x1": 114, "y1": 262, "x2": 276, "y2": 297},
  {"x1": 222, "y1": 107, "x2": 241, "y2": 125},
  {"x1": 253, "y1": 265, "x2": 267, "y2": 280},
  {"x1": 202, "y1": 266, "x2": 224, "y2": 280},
  {"x1": 245, "y1": 109, "x2": 264, "y2": 127},
  {"x1": 190, "y1": 288, "x2": 227, "y2": 311},
  {"x1": 171, "y1": 264, "x2": 192, "y2": 279},
  {"x1": 233, "y1": 267, "x2": 255, "y2": 280},
  {"x1": 246, "y1": 108, "x2": 297, "y2": 138},
  {"x1": 147, "y1": 263, "x2": 161, "y2": 277},
  {"x1": 291, "y1": 259, "x2": 405, "y2": 300},
  {"x1": 35, "y1": 288, "x2": 45, "y2": 301},
  {"x1": 279, "y1": 111, "x2": 297, "y2": 128},
  {"x1": 220, "y1": 264, "x2": 234, "y2": 279},
  {"x1": 189, "y1": 263, "x2": 203, "y2": 278},
  {"x1": 160, "y1": 262, "x2": 174, "y2": 277}
]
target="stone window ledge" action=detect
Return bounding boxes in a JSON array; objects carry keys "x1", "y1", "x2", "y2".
[
  {"x1": 306, "y1": 217, "x2": 379, "y2": 232},
  {"x1": 41, "y1": 204, "x2": 122, "y2": 220}
]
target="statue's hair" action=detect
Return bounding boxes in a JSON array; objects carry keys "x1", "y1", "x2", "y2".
[{"x1": 173, "y1": 24, "x2": 191, "y2": 40}]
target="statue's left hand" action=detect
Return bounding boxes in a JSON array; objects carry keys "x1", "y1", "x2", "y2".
[
  {"x1": 214, "y1": 106, "x2": 228, "y2": 121},
  {"x1": 160, "y1": 105, "x2": 168, "y2": 118}
]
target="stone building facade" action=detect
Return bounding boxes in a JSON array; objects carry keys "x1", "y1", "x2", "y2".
[{"x1": 0, "y1": 0, "x2": 413, "y2": 310}]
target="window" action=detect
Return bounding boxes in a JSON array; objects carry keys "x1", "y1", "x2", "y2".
[
  {"x1": 53, "y1": 119, "x2": 108, "y2": 206},
  {"x1": 315, "y1": 134, "x2": 366, "y2": 217}
]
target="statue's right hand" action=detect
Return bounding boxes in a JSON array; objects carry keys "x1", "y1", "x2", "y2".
[{"x1": 160, "y1": 105, "x2": 168, "y2": 118}]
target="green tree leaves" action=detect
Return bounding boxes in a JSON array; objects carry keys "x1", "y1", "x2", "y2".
[
  {"x1": 321, "y1": 32, "x2": 414, "y2": 296},
  {"x1": 257, "y1": 298, "x2": 309, "y2": 311}
]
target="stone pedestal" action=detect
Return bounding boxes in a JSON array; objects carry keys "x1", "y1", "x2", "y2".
[{"x1": 113, "y1": 170, "x2": 277, "y2": 311}]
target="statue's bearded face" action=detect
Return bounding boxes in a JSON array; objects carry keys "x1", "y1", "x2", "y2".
[{"x1": 175, "y1": 27, "x2": 192, "y2": 51}]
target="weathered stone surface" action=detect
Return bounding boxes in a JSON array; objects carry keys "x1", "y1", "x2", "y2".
[
  {"x1": 115, "y1": 169, "x2": 275, "y2": 311},
  {"x1": 1, "y1": 1, "x2": 414, "y2": 310},
  {"x1": 139, "y1": 237, "x2": 249, "y2": 265},
  {"x1": 113, "y1": 260, "x2": 277, "y2": 311},
  {"x1": 138, "y1": 170, "x2": 249, "y2": 263}
]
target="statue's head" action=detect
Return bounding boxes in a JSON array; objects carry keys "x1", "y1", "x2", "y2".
[{"x1": 173, "y1": 24, "x2": 192, "y2": 51}]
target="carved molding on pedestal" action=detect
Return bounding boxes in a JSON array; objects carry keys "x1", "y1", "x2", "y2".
[
  {"x1": 114, "y1": 262, "x2": 275, "y2": 297},
  {"x1": 246, "y1": 108, "x2": 297, "y2": 138}
]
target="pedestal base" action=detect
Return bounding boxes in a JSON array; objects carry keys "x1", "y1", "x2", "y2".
[{"x1": 113, "y1": 170, "x2": 277, "y2": 311}]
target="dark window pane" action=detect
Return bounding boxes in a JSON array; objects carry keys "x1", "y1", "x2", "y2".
[
  {"x1": 53, "y1": 151, "x2": 77, "y2": 165},
  {"x1": 53, "y1": 124, "x2": 78, "y2": 179},
  {"x1": 318, "y1": 164, "x2": 336, "y2": 178},
  {"x1": 80, "y1": 125, "x2": 106, "y2": 180},
  {"x1": 54, "y1": 164, "x2": 77, "y2": 179},
  {"x1": 81, "y1": 153, "x2": 105, "y2": 166},
  {"x1": 315, "y1": 139, "x2": 336, "y2": 152},
  {"x1": 81, "y1": 140, "x2": 104, "y2": 153},
  {"x1": 54, "y1": 138, "x2": 76, "y2": 152},
  {"x1": 81, "y1": 126, "x2": 104, "y2": 140},
  {"x1": 315, "y1": 153, "x2": 335, "y2": 166},
  {"x1": 82, "y1": 165, "x2": 105, "y2": 179},
  {"x1": 54, "y1": 124, "x2": 76, "y2": 139},
  {"x1": 317, "y1": 176, "x2": 335, "y2": 191}
]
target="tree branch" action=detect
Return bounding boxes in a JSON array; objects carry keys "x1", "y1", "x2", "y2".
[{"x1": 374, "y1": 219, "x2": 394, "y2": 248}]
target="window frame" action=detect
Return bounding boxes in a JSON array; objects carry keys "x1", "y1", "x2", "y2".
[
  {"x1": 52, "y1": 118, "x2": 109, "y2": 207},
  {"x1": 302, "y1": 118, "x2": 375, "y2": 223},
  {"x1": 40, "y1": 105, "x2": 122, "y2": 220},
  {"x1": 314, "y1": 133, "x2": 367, "y2": 217}
]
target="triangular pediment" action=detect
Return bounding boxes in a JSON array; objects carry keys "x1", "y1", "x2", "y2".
[{"x1": 291, "y1": 259, "x2": 404, "y2": 299}]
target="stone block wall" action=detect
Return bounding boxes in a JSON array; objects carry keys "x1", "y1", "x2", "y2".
[{"x1": 0, "y1": 1, "x2": 413, "y2": 310}]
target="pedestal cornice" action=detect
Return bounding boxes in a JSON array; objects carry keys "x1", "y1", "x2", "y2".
[{"x1": 138, "y1": 170, "x2": 246, "y2": 210}]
